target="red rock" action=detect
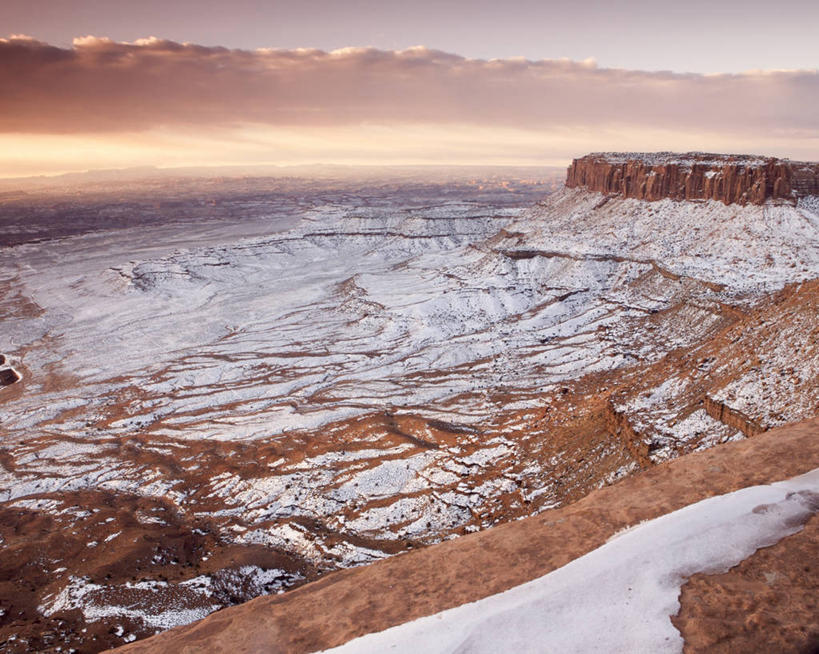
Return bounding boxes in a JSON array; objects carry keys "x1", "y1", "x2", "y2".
[
  {"x1": 565, "y1": 152, "x2": 819, "y2": 206},
  {"x1": 111, "y1": 417, "x2": 819, "y2": 654},
  {"x1": 0, "y1": 367, "x2": 20, "y2": 386}
]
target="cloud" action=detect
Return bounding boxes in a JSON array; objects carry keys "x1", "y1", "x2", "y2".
[{"x1": 1, "y1": 34, "x2": 818, "y2": 139}]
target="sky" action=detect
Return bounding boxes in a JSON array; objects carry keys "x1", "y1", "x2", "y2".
[{"x1": 1, "y1": 0, "x2": 818, "y2": 177}]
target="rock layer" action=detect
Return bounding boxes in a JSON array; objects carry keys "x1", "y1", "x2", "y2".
[
  {"x1": 703, "y1": 396, "x2": 764, "y2": 438},
  {"x1": 566, "y1": 152, "x2": 819, "y2": 205},
  {"x1": 604, "y1": 399, "x2": 652, "y2": 468},
  {"x1": 113, "y1": 417, "x2": 819, "y2": 654}
]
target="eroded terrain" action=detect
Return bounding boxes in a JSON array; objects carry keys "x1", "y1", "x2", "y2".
[{"x1": 1, "y1": 169, "x2": 817, "y2": 651}]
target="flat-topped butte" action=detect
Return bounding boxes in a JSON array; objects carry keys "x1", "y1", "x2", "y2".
[{"x1": 567, "y1": 152, "x2": 819, "y2": 205}]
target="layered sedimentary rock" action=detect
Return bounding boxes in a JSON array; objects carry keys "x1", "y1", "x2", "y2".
[
  {"x1": 113, "y1": 417, "x2": 819, "y2": 654},
  {"x1": 4, "y1": 170, "x2": 819, "y2": 653},
  {"x1": 604, "y1": 400, "x2": 652, "y2": 468},
  {"x1": 703, "y1": 396, "x2": 764, "y2": 438},
  {"x1": 566, "y1": 152, "x2": 819, "y2": 205}
]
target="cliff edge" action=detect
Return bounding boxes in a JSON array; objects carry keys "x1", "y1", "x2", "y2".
[
  {"x1": 113, "y1": 417, "x2": 819, "y2": 654},
  {"x1": 566, "y1": 152, "x2": 819, "y2": 205}
]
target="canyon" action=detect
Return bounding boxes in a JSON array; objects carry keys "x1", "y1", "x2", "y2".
[
  {"x1": 114, "y1": 417, "x2": 819, "y2": 654},
  {"x1": 0, "y1": 158, "x2": 817, "y2": 652}
]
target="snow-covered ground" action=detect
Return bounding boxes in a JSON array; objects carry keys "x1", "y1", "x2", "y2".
[
  {"x1": 1, "y1": 180, "x2": 818, "y2": 648},
  {"x1": 321, "y1": 467, "x2": 819, "y2": 654},
  {"x1": 3, "y1": 185, "x2": 819, "y2": 539},
  {"x1": 522, "y1": 188, "x2": 819, "y2": 293},
  {"x1": 5, "y1": 189, "x2": 817, "y2": 444}
]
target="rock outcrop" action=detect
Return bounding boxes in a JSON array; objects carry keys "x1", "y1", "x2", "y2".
[
  {"x1": 604, "y1": 399, "x2": 652, "y2": 468},
  {"x1": 566, "y1": 152, "x2": 819, "y2": 205},
  {"x1": 703, "y1": 396, "x2": 765, "y2": 438},
  {"x1": 113, "y1": 416, "x2": 819, "y2": 654},
  {"x1": 0, "y1": 365, "x2": 20, "y2": 387}
]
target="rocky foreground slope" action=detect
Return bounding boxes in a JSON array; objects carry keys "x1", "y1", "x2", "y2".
[
  {"x1": 114, "y1": 417, "x2": 819, "y2": 654},
  {"x1": 0, "y1": 158, "x2": 818, "y2": 651}
]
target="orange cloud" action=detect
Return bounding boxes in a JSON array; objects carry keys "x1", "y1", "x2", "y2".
[{"x1": 1, "y1": 35, "x2": 817, "y2": 139}]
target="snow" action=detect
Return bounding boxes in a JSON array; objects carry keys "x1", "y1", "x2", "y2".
[
  {"x1": 3, "y1": 181, "x2": 818, "y2": 642},
  {"x1": 521, "y1": 188, "x2": 819, "y2": 293},
  {"x1": 4, "y1": 188, "x2": 816, "y2": 453},
  {"x1": 321, "y1": 467, "x2": 819, "y2": 654},
  {"x1": 579, "y1": 152, "x2": 773, "y2": 168},
  {"x1": 38, "y1": 566, "x2": 303, "y2": 632}
]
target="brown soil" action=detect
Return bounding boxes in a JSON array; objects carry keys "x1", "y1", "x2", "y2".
[
  {"x1": 673, "y1": 514, "x2": 819, "y2": 654},
  {"x1": 0, "y1": 490, "x2": 316, "y2": 653},
  {"x1": 113, "y1": 416, "x2": 819, "y2": 654}
]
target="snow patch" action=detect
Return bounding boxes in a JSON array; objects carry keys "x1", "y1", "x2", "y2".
[{"x1": 321, "y1": 467, "x2": 819, "y2": 654}]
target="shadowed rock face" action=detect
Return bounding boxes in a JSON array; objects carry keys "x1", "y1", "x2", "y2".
[
  {"x1": 566, "y1": 152, "x2": 819, "y2": 206},
  {"x1": 0, "y1": 366, "x2": 20, "y2": 386}
]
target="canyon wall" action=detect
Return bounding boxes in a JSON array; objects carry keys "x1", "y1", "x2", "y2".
[
  {"x1": 566, "y1": 152, "x2": 819, "y2": 205},
  {"x1": 604, "y1": 399, "x2": 652, "y2": 469},
  {"x1": 703, "y1": 396, "x2": 765, "y2": 438}
]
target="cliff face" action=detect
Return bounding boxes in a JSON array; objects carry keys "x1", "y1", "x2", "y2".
[
  {"x1": 566, "y1": 152, "x2": 819, "y2": 206},
  {"x1": 604, "y1": 399, "x2": 652, "y2": 469},
  {"x1": 703, "y1": 396, "x2": 764, "y2": 438}
]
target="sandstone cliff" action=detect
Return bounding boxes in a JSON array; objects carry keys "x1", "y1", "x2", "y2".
[
  {"x1": 566, "y1": 152, "x2": 819, "y2": 205},
  {"x1": 703, "y1": 396, "x2": 764, "y2": 438},
  {"x1": 604, "y1": 399, "x2": 652, "y2": 468}
]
